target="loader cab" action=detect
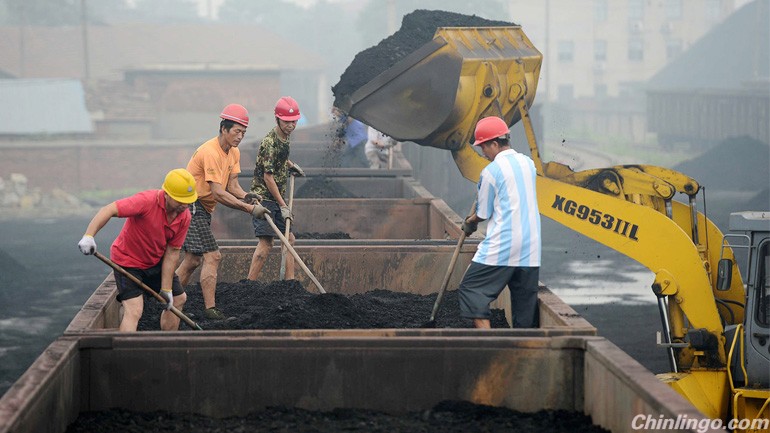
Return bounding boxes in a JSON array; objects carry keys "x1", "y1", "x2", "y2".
[{"x1": 719, "y1": 212, "x2": 770, "y2": 387}]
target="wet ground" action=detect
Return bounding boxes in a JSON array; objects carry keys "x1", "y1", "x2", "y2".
[{"x1": 66, "y1": 401, "x2": 609, "y2": 433}]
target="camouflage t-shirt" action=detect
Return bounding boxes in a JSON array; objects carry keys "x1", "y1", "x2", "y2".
[{"x1": 251, "y1": 128, "x2": 290, "y2": 200}]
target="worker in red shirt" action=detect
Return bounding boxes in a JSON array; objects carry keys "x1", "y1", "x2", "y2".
[{"x1": 77, "y1": 169, "x2": 198, "y2": 331}]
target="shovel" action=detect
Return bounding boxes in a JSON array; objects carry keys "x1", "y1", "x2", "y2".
[
  {"x1": 264, "y1": 214, "x2": 327, "y2": 294},
  {"x1": 424, "y1": 199, "x2": 477, "y2": 328},
  {"x1": 94, "y1": 251, "x2": 203, "y2": 330},
  {"x1": 279, "y1": 174, "x2": 295, "y2": 280}
]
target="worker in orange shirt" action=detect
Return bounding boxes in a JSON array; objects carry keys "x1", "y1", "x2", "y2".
[{"x1": 176, "y1": 104, "x2": 268, "y2": 320}]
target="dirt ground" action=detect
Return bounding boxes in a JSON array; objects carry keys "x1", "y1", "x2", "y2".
[{"x1": 66, "y1": 401, "x2": 609, "y2": 433}]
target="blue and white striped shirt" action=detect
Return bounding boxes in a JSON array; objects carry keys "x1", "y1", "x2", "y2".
[{"x1": 473, "y1": 149, "x2": 541, "y2": 267}]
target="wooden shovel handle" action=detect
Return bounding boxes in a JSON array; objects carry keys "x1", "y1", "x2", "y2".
[{"x1": 94, "y1": 252, "x2": 203, "y2": 330}]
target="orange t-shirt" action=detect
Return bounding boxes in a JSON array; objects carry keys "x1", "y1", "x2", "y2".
[{"x1": 186, "y1": 137, "x2": 241, "y2": 213}]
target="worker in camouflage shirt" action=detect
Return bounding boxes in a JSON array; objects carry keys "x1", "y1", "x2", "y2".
[{"x1": 247, "y1": 96, "x2": 305, "y2": 282}]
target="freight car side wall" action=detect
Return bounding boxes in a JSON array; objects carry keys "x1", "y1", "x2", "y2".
[
  {"x1": 212, "y1": 197, "x2": 465, "y2": 240},
  {"x1": 0, "y1": 336, "x2": 719, "y2": 433},
  {"x1": 647, "y1": 90, "x2": 770, "y2": 146}
]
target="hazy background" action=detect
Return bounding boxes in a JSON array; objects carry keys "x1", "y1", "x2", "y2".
[{"x1": 0, "y1": 0, "x2": 768, "y2": 397}]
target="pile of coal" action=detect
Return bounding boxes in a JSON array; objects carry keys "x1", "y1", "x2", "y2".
[
  {"x1": 68, "y1": 400, "x2": 609, "y2": 433},
  {"x1": 296, "y1": 231, "x2": 352, "y2": 239},
  {"x1": 673, "y1": 136, "x2": 769, "y2": 192},
  {"x1": 295, "y1": 176, "x2": 360, "y2": 198},
  {"x1": 673, "y1": 136, "x2": 769, "y2": 229},
  {"x1": 332, "y1": 9, "x2": 514, "y2": 104},
  {"x1": 137, "y1": 279, "x2": 509, "y2": 331}
]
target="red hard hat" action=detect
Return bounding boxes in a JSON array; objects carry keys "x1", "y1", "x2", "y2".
[
  {"x1": 220, "y1": 104, "x2": 249, "y2": 127},
  {"x1": 473, "y1": 116, "x2": 510, "y2": 146},
  {"x1": 275, "y1": 96, "x2": 301, "y2": 121}
]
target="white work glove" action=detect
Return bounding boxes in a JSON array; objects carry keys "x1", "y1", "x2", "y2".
[
  {"x1": 78, "y1": 235, "x2": 96, "y2": 255},
  {"x1": 288, "y1": 164, "x2": 305, "y2": 177},
  {"x1": 160, "y1": 289, "x2": 173, "y2": 310},
  {"x1": 250, "y1": 203, "x2": 270, "y2": 219},
  {"x1": 280, "y1": 205, "x2": 293, "y2": 221}
]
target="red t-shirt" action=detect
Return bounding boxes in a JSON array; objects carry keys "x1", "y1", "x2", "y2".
[{"x1": 111, "y1": 190, "x2": 191, "y2": 269}]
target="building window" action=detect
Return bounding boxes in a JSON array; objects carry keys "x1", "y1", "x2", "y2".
[
  {"x1": 706, "y1": 0, "x2": 721, "y2": 21},
  {"x1": 628, "y1": 0, "x2": 644, "y2": 20},
  {"x1": 558, "y1": 40, "x2": 575, "y2": 62},
  {"x1": 558, "y1": 84, "x2": 574, "y2": 102},
  {"x1": 594, "y1": 0, "x2": 608, "y2": 22},
  {"x1": 594, "y1": 40, "x2": 607, "y2": 61},
  {"x1": 594, "y1": 84, "x2": 608, "y2": 99},
  {"x1": 665, "y1": 0, "x2": 683, "y2": 20},
  {"x1": 628, "y1": 37, "x2": 644, "y2": 61},
  {"x1": 666, "y1": 38, "x2": 683, "y2": 60}
]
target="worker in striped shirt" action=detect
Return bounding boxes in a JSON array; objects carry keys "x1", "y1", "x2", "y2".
[{"x1": 458, "y1": 116, "x2": 542, "y2": 329}]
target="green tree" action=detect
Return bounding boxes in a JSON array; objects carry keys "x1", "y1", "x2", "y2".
[
  {"x1": 1, "y1": 0, "x2": 81, "y2": 25},
  {"x1": 0, "y1": 0, "x2": 137, "y2": 26},
  {"x1": 85, "y1": 0, "x2": 133, "y2": 25},
  {"x1": 132, "y1": 0, "x2": 200, "y2": 23},
  {"x1": 218, "y1": 0, "x2": 303, "y2": 26},
  {"x1": 218, "y1": 0, "x2": 359, "y2": 82}
]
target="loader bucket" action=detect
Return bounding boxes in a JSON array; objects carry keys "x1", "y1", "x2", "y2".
[{"x1": 336, "y1": 26, "x2": 542, "y2": 182}]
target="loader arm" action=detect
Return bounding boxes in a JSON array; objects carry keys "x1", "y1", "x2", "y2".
[{"x1": 537, "y1": 175, "x2": 727, "y2": 365}]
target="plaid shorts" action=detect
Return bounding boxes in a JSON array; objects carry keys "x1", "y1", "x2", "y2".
[
  {"x1": 252, "y1": 200, "x2": 294, "y2": 238},
  {"x1": 183, "y1": 200, "x2": 219, "y2": 255}
]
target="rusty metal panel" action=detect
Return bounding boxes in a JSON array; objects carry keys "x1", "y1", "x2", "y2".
[
  {"x1": 0, "y1": 338, "x2": 82, "y2": 433},
  {"x1": 212, "y1": 198, "x2": 457, "y2": 240},
  {"x1": 1, "y1": 334, "x2": 715, "y2": 433},
  {"x1": 217, "y1": 244, "x2": 474, "y2": 295},
  {"x1": 67, "y1": 336, "x2": 584, "y2": 417}
]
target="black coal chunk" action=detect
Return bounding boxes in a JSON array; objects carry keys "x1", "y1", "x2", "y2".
[{"x1": 332, "y1": 9, "x2": 515, "y2": 103}]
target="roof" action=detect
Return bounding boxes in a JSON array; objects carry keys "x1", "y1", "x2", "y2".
[
  {"x1": 648, "y1": 0, "x2": 769, "y2": 91},
  {"x1": 0, "y1": 79, "x2": 93, "y2": 134},
  {"x1": 0, "y1": 24, "x2": 326, "y2": 80}
]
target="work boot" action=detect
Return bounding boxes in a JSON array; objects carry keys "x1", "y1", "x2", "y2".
[{"x1": 204, "y1": 307, "x2": 226, "y2": 320}]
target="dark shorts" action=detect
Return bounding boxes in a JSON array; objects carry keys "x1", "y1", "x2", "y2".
[
  {"x1": 183, "y1": 200, "x2": 218, "y2": 255},
  {"x1": 114, "y1": 262, "x2": 184, "y2": 302},
  {"x1": 252, "y1": 200, "x2": 294, "y2": 238},
  {"x1": 458, "y1": 262, "x2": 539, "y2": 328}
]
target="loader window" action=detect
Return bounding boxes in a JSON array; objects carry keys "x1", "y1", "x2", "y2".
[{"x1": 757, "y1": 243, "x2": 770, "y2": 327}]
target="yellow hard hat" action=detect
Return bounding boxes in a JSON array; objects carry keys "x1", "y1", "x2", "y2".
[{"x1": 162, "y1": 168, "x2": 198, "y2": 204}]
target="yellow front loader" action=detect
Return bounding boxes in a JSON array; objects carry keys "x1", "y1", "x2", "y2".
[{"x1": 334, "y1": 24, "x2": 769, "y2": 430}]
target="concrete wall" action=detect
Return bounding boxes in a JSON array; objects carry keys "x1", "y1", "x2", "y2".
[{"x1": 1, "y1": 142, "x2": 197, "y2": 192}]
